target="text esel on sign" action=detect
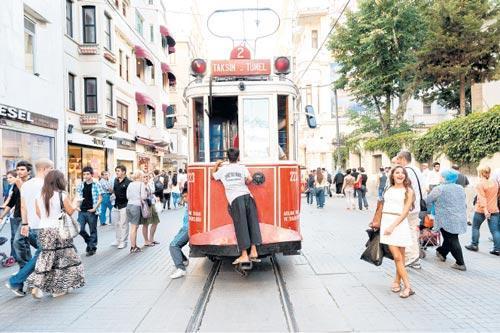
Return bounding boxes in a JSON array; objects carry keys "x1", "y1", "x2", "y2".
[{"x1": 0, "y1": 104, "x2": 34, "y2": 123}]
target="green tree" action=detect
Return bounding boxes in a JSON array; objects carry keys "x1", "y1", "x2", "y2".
[
  {"x1": 328, "y1": 0, "x2": 428, "y2": 134},
  {"x1": 416, "y1": 0, "x2": 500, "y2": 115}
]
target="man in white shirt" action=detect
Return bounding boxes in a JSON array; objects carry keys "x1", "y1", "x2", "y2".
[
  {"x1": 6, "y1": 158, "x2": 54, "y2": 297},
  {"x1": 395, "y1": 150, "x2": 426, "y2": 270},
  {"x1": 427, "y1": 162, "x2": 441, "y2": 191},
  {"x1": 212, "y1": 148, "x2": 262, "y2": 265}
]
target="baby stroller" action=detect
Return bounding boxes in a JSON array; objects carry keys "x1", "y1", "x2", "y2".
[
  {"x1": 419, "y1": 215, "x2": 441, "y2": 259},
  {"x1": 0, "y1": 215, "x2": 16, "y2": 267}
]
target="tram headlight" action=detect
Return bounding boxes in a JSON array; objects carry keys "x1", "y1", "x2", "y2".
[
  {"x1": 274, "y1": 56, "x2": 290, "y2": 75},
  {"x1": 190, "y1": 58, "x2": 207, "y2": 78}
]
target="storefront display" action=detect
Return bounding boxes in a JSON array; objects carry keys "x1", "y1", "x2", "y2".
[
  {"x1": 68, "y1": 145, "x2": 106, "y2": 195},
  {"x1": 117, "y1": 159, "x2": 134, "y2": 176}
]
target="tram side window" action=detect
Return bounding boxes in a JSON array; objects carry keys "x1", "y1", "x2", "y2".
[
  {"x1": 193, "y1": 98, "x2": 204, "y2": 162},
  {"x1": 278, "y1": 95, "x2": 288, "y2": 160}
]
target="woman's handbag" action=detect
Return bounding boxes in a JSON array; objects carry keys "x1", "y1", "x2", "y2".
[
  {"x1": 58, "y1": 192, "x2": 80, "y2": 239},
  {"x1": 140, "y1": 184, "x2": 151, "y2": 219},
  {"x1": 360, "y1": 229, "x2": 384, "y2": 266}
]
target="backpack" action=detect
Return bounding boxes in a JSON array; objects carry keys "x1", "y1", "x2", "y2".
[{"x1": 154, "y1": 177, "x2": 164, "y2": 193}]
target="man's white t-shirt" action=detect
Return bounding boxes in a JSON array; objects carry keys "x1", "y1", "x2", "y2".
[
  {"x1": 213, "y1": 163, "x2": 251, "y2": 205},
  {"x1": 178, "y1": 173, "x2": 187, "y2": 189},
  {"x1": 20, "y1": 177, "x2": 44, "y2": 229}
]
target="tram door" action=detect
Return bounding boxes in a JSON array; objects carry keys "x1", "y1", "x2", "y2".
[{"x1": 209, "y1": 96, "x2": 238, "y2": 161}]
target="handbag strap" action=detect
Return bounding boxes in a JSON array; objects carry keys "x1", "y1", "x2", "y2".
[{"x1": 405, "y1": 166, "x2": 423, "y2": 199}]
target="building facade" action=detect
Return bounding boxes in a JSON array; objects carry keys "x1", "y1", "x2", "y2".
[
  {"x1": 0, "y1": 0, "x2": 65, "y2": 201},
  {"x1": 62, "y1": 0, "x2": 177, "y2": 192}
]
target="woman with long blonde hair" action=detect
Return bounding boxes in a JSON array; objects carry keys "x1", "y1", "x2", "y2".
[{"x1": 126, "y1": 170, "x2": 147, "y2": 253}]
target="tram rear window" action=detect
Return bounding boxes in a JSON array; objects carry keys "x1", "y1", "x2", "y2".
[{"x1": 209, "y1": 96, "x2": 238, "y2": 162}]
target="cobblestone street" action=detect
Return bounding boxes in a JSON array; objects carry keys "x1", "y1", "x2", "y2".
[{"x1": 0, "y1": 193, "x2": 499, "y2": 332}]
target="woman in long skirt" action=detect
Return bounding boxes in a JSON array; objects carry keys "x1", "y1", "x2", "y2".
[{"x1": 27, "y1": 170, "x2": 84, "y2": 298}]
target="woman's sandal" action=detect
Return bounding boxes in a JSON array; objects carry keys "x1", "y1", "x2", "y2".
[
  {"x1": 232, "y1": 258, "x2": 250, "y2": 265},
  {"x1": 249, "y1": 256, "x2": 261, "y2": 263},
  {"x1": 130, "y1": 246, "x2": 143, "y2": 253},
  {"x1": 391, "y1": 283, "x2": 401, "y2": 293},
  {"x1": 399, "y1": 288, "x2": 415, "y2": 298},
  {"x1": 152, "y1": 241, "x2": 160, "y2": 245},
  {"x1": 144, "y1": 243, "x2": 155, "y2": 247}
]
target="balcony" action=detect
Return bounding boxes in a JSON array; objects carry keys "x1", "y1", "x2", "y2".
[
  {"x1": 78, "y1": 43, "x2": 100, "y2": 55},
  {"x1": 135, "y1": 124, "x2": 171, "y2": 147},
  {"x1": 80, "y1": 114, "x2": 117, "y2": 135}
]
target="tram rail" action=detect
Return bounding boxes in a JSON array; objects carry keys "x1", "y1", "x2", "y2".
[{"x1": 185, "y1": 255, "x2": 298, "y2": 333}]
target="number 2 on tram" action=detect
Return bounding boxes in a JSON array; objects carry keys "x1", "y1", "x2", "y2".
[{"x1": 183, "y1": 49, "x2": 307, "y2": 260}]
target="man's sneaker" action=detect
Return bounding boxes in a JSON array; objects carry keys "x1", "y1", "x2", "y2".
[
  {"x1": 31, "y1": 287, "x2": 43, "y2": 299},
  {"x1": 170, "y1": 268, "x2": 186, "y2": 279},
  {"x1": 465, "y1": 244, "x2": 479, "y2": 252},
  {"x1": 110, "y1": 241, "x2": 119, "y2": 247},
  {"x1": 489, "y1": 250, "x2": 500, "y2": 256},
  {"x1": 183, "y1": 259, "x2": 189, "y2": 267},
  {"x1": 436, "y1": 250, "x2": 446, "y2": 262},
  {"x1": 5, "y1": 282, "x2": 25, "y2": 297},
  {"x1": 117, "y1": 243, "x2": 126, "y2": 249},
  {"x1": 451, "y1": 263, "x2": 467, "y2": 271}
]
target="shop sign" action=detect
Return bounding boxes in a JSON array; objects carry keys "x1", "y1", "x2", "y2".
[
  {"x1": 117, "y1": 139, "x2": 137, "y2": 151},
  {"x1": 211, "y1": 59, "x2": 271, "y2": 77},
  {"x1": 92, "y1": 137, "x2": 105, "y2": 147},
  {"x1": 0, "y1": 103, "x2": 58, "y2": 129}
]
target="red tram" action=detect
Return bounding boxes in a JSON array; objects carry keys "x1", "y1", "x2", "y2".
[{"x1": 184, "y1": 47, "x2": 308, "y2": 260}]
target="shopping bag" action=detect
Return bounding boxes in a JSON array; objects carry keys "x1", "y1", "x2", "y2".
[{"x1": 360, "y1": 228, "x2": 384, "y2": 266}]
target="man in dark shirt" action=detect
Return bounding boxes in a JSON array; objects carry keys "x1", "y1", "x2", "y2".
[
  {"x1": 356, "y1": 167, "x2": 369, "y2": 210},
  {"x1": 112, "y1": 165, "x2": 132, "y2": 249},
  {"x1": 333, "y1": 170, "x2": 344, "y2": 195},
  {"x1": 452, "y1": 165, "x2": 469, "y2": 188}
]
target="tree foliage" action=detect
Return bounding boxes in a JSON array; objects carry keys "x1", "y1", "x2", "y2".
[
  {"x1": 416, "y1": 0, "x2": 500, "y2": 115},
  {"x1": 328, "y1": 0, "x2": 428, "y2": 134},
  {"x1": 364, "y1": 131, "x2": 416, "y2": 159}
]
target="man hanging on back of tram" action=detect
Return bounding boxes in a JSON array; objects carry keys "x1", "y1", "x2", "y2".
[{"x1": 212, "y1": 148, "x2": 262, "y2": 265}]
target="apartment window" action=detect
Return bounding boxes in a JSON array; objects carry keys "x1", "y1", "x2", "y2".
[
  {"x1": 122, "y1": 2, "x2": 127, "y2": 16},
  {"x1": 135, "y1": 10, "x2": 144, "y2": 36},
  {"x1": 126, "y1": 55, "x2": 130, "y2": 81},
  {"x1": 104, "y1": 14, "x2": 112, "y2": 50},
  {"x1": 24, "y1": 17, "x2": 36, "y2": 73},
  {"x1": 151, "y1": 108, "x2": 156, "y2": 127},
  {"x1": 137, "y1": 106, "x2": 146, "y2": 124},
  {"x1": 119, "y1": 49, "x2": 123, "y2": 77},
  {"x1": 136, "y1": 58, "x2": 145, "y2": 80},
  {"x1": 150, "y1": 65, "x2": 155, "y2": 81},
  {"x1": 423, "y1": 102, "x2": 432, "y2": 114},
  {"x1": 150, "y1": 25, "x2": 154, "y2": 43},
  {"x1": 66, "y1": 0, "x2": 73, "y2": 37},
  {"x1": 162, "y1": 73, "x2": 168, "y2": 90},
  {"x1": 148, "y1": 0, "x2": 154, "y2": 4},
  {"x1": 68, "y1": 73, "x2": 75, "y2": 111},
  {"x1": 84, "y1": 78, "x2": 97, "y2": 113},
  {"x1": 105, "y1": 81, "x2": 113, "y2": 116},
  {"x1": 312, "y1": 30, "x2": 318, "y2": 49},
  {"x1": 117, "y1": 102, "x2": 129, "y2": 132},
  {"x1": 82, "y1": 6, "x2": 96, "y2": 43}
]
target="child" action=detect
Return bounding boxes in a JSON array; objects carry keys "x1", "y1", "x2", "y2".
[{"x1": 169, "y1": 187, "x2": 190, "y2": 279}]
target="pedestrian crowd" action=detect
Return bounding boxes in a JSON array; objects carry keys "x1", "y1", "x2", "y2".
[{"x1": 0, "y1": 159, "x2": 191, "y2": 299}]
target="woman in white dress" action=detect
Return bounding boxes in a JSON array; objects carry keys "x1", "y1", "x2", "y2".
[{"x1": 380, "y1": 166, "x2": 415, "y2": 298}]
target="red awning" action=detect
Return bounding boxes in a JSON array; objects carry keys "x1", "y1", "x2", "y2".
[
  {"x1": 159, "y1": 25, "x2": 176, "y2": 47},
  {"x1": 161, "y1": 63, "x2": 176, "y2": 86},
  {"x1": 135, "y1": 92, "x2": 155, "y2": 109},
  {"x1": 134, "y1": 45, "x2": 153, "y2": 66}
]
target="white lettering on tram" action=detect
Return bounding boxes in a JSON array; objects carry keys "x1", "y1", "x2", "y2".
[
  {"x1": 213, "y1": 63, "x2": 236, "y2": 72},
  {"x1": 289, "y1": 171, "x2": 298, "y2": 182},
  {"x1": 246, "y1": 62, "x2": 266, "y2": 71}
]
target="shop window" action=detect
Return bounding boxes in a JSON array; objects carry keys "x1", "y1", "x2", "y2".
[
  {"x1": 117, "y1": 160, "x2": 133, "y2": 175},
  {"x1": 68, "y1": 73, "x2": 75, "y2": 111},
  {"x1": 105, "y1": 81, "x2": 113, "y2": 116},
  {"x1": 126, "y1": 55, "x2": 130, "y2": 81},
  {"x1": 84, "y1": 78, "x2": 97, "y2": 113},
  {"x1": 136, "y1": 58, "x2": 145, "y2": 80},
  {"x1": 117, "y1": 102, "x2": 128, "y2": 132},
  {"x1": 104, "y1": 13, "x2": 112, "y2": 50},
  {"x1": 68, "y1": 145, "x2": 105, "y2": 195},
  {"x1": 312, "y1": 30, "x2": 318, "y2": 49},
  {"x1": 66, "y1": 0, "x2": 73, "y2": 37},
  {"x1": 24, "y1": 17, "x2": 36, "y2": 73},
  {"x1": 277, "y1": 95, "x2": 289, "y2": 160},
  {"x1": 135, "y1": 10, "x2": 144, "y2": 36},
  {"x1": 82, "y1": 6, "x2": 96, "y2": 44},
  {"x1": 119, "y1": 49, "x2": 123, "y2": 77}
]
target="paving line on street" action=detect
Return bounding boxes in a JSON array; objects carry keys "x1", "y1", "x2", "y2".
[
  {"x1": 271, "y1": 254, "x2": 299, "y2": 333},
  {"x1": 185, "y1": 260, "x2": 222, "y2": 333}
]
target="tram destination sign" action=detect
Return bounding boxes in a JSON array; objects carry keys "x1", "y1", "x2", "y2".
[{"x1": 211, "y1": 59, "x2": 271, "y2": 77}]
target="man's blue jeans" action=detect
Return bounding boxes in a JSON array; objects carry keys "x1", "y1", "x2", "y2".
[
  {"x1": 471, "y1": 212, "x2": 500, "y2": 251},
  {"x1": 315, "y1": 188, "x2": 325, "y2": 207},
  {"x1": 99, "y1": 193, "x2": 113, "y2": 225},
  {"x1": 9, "y1": 216, "x2": 21, "y2": 262},
  {"x1": 14, "y1": 223, "x2": 39, "y2": 268},
  {"x1": 78, "y1": 211, "x2": 98, "y2": 251},
  {"x1": 170, "y1": 225, "x2": 189, "y2": 270},
  {"x1": 9, "y1": 229, "x2": 40, "y2": 289},
  {"x1": 356, "y1": 186, "x2": 369, "y2": 210}
]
